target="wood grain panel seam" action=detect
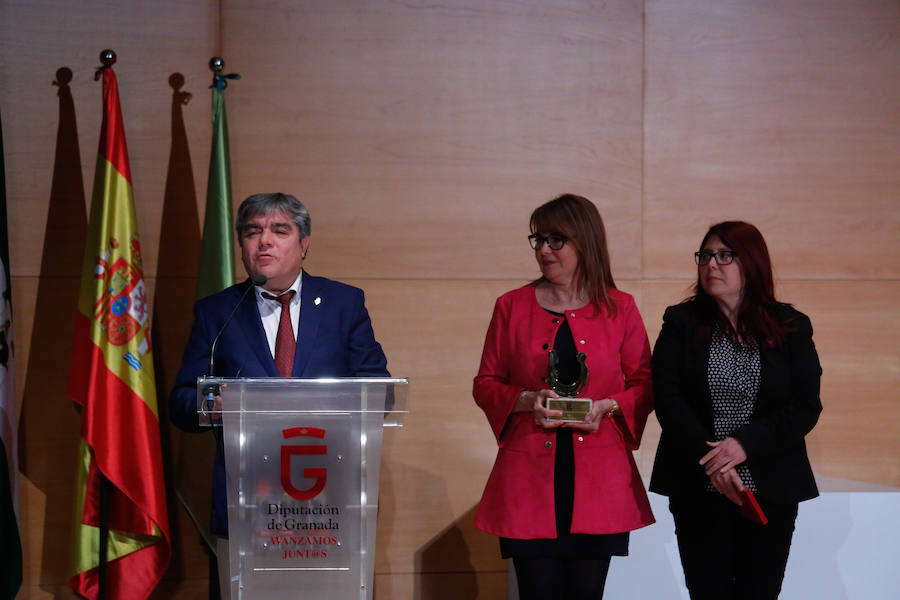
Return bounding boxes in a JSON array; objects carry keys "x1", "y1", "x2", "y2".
[
  {"x1": 640, "y1": 278, "x2": 900, "y2": 283},
  {"x1": 15, "y1": 276, "x2": 898, "y2": 283},
  {"x1": 375, "y1": 570, "x2": 509, "y2": 576},
  {"x1": 216, "y1": 0, "x2": 223, "y2": 55},
  {"x1": 337, "y1": 277, "x2": 646, "y2": 283},
  {"x1": 640, "y1": 0, "x2": 647, "y2": 280}
]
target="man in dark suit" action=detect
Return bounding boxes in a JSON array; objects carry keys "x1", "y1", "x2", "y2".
[{"x1": 169, "y1": 192, "x2": 389, "y2": 537}]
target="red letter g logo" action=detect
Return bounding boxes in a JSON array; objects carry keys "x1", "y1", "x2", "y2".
[{"x1": 280, "y1": 427, "x2": 327, "y2": 500}]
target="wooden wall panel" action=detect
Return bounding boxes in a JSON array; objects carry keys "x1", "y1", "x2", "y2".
[
  {"x1": 778, "y1": 280, "x2": 900, "y2": 486},
  {"x1": 637, "y1": 279, "x2": 900, "y2": 488},
  {"x1": 351, "y1": 277, "x2": 647, "y2": 574},
  {"x1": 2, "y1": 0, "x2": 898, "y2": 599},
  {"x1": 1, "y1": 0, "x2": 219, "y2": 279},
  {"x1": 353, "y1": 278, "x2": 520, "y2": 574},
  {"x1": 640, "y1": 0, "x2": 900, "y2": 491},
  {"x1": 643, "y1": 0, "x2": 900, "y2": 280},
  {"x1": 223, "y1": 0, "x2": 645, "y2": 281},
  {"x1": 633, "y1": 280, "x2": 695, "y2": 476},
  {"x1": 374, "y1": 571, "x2": 508, "y2": 600},
  {"x1": 1, "y1": 0, "x2": 219, "y2": 597}
]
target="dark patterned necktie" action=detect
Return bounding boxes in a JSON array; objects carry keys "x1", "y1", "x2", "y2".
[{"x1": 262, "y1": 290, "x2": 296, "y2": 377}]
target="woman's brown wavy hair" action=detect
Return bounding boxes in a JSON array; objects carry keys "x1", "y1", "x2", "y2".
[{"x1": 530, "y1": 194, "x2": 617, "y2": 318}]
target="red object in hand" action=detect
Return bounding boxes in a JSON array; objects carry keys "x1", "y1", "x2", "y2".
[{"x1": 739, "y1": 489, "x2": 768, "y2": 525}]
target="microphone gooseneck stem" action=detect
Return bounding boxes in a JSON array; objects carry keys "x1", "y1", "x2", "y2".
[{"x1": 205, "y1": 274, "x2": 267, "y2": 410}]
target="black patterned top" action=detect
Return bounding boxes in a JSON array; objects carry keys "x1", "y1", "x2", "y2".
[{"x1": 706, "y1": 325, "x2": 760, "y2": 492}]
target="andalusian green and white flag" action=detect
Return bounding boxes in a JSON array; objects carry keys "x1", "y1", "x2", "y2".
[
  {"x1": 176, "y1": 64, "x2": 240, "y2": 555},
  {"x1": 196, "y1": 68, "x2": 239, "y2": 299}
]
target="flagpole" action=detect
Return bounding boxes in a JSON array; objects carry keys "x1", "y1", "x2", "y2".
[
  {"x1": 94, "y1": 48, "x2": 117, "y2": 600},
  {"x1": 97, "y1": 474, "x2": 109, "y2": 600}
]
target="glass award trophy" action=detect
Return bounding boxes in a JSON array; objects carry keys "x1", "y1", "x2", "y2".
[{"x1": 544, "y1": 349, "x2": 592, "y2": 422}]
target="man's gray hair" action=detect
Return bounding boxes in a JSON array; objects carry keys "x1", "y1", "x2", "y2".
[{"x1": 235, "y1": 193, "x2": 311, "y2": 241}]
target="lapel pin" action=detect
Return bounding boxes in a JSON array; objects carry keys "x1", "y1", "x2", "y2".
[{"x1": 314, "y1": 296, "x2": 321, "y2": 306}]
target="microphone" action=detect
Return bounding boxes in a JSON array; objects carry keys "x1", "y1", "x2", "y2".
[{"x1": 204, "y1": 274, "x2": 267, "y2": 415}]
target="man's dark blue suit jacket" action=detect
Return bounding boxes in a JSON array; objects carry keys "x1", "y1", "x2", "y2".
[{"x1": 169, "y1": 271, "x2": 389, "y2": 534}]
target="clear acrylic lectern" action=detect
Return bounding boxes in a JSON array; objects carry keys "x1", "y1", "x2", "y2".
[{"x1": 197, "y1": 377, "x2": 409, "y2": 600}]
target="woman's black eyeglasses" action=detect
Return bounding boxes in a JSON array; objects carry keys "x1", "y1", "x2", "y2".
[
  {"x1": 528, "y1": 234, "x2": 568, "y2": 251},
  {"x1": 695, "y1": 250, "x2": 738, "y2": 266}
]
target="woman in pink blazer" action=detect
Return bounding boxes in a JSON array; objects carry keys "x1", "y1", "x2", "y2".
[{"x1": 473, "y1": 194, "x2": 655, "y2": 599}]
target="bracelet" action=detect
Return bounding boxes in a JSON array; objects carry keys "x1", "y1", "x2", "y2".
[
  {"x1": 517, "y1": 390, "x2": 531, "y2": 412},
  {"x1": 606, "y1": 399, "x2": 620, "y2": 416}
]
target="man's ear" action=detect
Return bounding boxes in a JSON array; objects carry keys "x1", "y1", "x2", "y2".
[{"x1": 300, "y1": 236, "x2": 311, "y2": 259}]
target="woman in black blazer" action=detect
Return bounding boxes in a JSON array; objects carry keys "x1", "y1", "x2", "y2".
[{"x1": 650, "y1": 221, "x2": 822, "y2": 600}]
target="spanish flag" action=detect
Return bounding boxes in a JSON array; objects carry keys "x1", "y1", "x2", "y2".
[{"x1": 68, "y1": 63, "x2": 170, "y2": 599}]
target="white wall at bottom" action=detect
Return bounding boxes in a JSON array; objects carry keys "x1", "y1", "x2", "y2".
[{"x1": 509, "y1": 478, "x2": 900, "y2": 599}]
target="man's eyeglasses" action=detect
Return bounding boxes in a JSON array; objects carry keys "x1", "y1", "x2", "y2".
[
  {"x1": 528, "y1": 234, "x2": 568, "y2": 251},
  {"x1": 695, "y1": 250, "x2": 738, "y2": 266}
]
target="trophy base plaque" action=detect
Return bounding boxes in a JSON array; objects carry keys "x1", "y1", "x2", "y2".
[{"x1": 545, "y1": 397, "x2": 592, "y2": 422}]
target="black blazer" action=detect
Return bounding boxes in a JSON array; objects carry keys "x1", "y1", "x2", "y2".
[{"x1": 649, "y1": 301, "x2": 823, "y2": 504}]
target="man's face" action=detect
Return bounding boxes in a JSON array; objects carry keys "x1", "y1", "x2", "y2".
[{"x1": 239, "y1": 209, "x2": 311, "y2": 293}]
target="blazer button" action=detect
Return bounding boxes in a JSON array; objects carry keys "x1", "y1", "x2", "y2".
[
  {"x1": 544, "y1": 441, "x2": 552, "y2": 449},
  {"x1": 552, "y1": 318, "x2": 560, "y2": 324},
  {"x1": 542, "y1": 343, "x2": 549, "y2": 350}
]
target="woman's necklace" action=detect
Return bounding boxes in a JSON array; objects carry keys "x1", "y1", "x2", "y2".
[{"x1": 538, "y1": 284, "x2": 587, "y2": 312}]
